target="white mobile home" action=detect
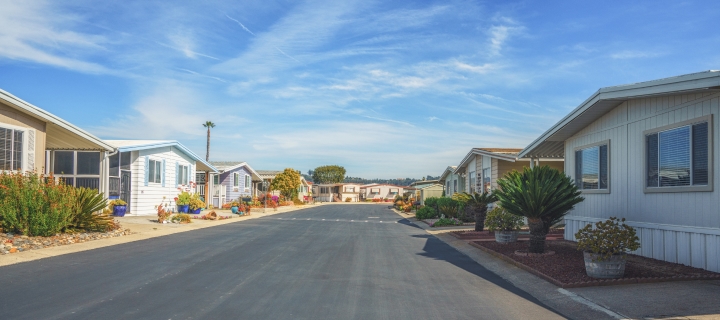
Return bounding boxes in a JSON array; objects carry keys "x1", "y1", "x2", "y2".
[
  {"x1": 360, "y1": 184, "x2": 403, "y2": 200},
  {"x1": 438, "y1": 166, "x2": 459, "y2": 197},
  {"x1": 520, "y1": 70, "x2": 720, "y2": 272},
  {"x1": 104, "y1": 140, "x2": 218, "y2": 215}
]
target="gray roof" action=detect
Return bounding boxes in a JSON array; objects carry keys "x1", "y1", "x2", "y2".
[
  {"x1": 520, "y1": 70, "x2": 720, "y2": 159},
  {"x1": 210, "y1": 161, "x2": 245, "y2": 170}
]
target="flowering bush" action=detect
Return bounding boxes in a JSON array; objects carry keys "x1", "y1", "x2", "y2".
[
  {"x1": 485, "y1": 206, "x2": 524, "y2": 232},
  {"x1": 0, "y1": 172, "x2": 76, "y2": 236}
]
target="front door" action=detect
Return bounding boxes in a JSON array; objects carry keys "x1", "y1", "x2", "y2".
[{"x1": 120, "y1": 170, "x2": 131, "y2": 210}]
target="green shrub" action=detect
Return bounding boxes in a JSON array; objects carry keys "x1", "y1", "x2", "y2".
[
  {"x1": 415, "y1": 206, "x2": 437, "y2": 220},
  {"x1": 0, "y1": 172, "x2": 75, "y2": 236},
  {"x1": 69, "y1": 187, "x2": 114, "y2": 232},
  {"x1": 485, "y1": 206, "x2": 524, "y2": 232},
  {"x1": 576, "y1": 217, "x2": 640, "y2": 261},
  {"x1": 436, "y1": 197, "x2": 460, "y2": 218},
  {"x1": 424, "y1": 197, "x2": 440, "y2": 208}
]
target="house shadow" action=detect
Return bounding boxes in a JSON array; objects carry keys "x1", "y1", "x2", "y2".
[
  {"x1": 396, "y1": 218, "x2": 424, "y2": 230},
  {"x1": 411, "y1": 234, "x2": 562, "y2": 316}
]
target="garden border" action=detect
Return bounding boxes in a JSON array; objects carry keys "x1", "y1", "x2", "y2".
[{"x1": 468, "y1": 241, "x2": 720, "y2": 288}]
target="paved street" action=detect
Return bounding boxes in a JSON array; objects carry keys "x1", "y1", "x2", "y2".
[{"x1": 0, "y1": 204, "x2": 562, "y2": 319}]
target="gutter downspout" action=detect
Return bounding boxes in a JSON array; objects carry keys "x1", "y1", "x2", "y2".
[{"x1": 102, "y1": 148, "x2": 119, "y2": 201}]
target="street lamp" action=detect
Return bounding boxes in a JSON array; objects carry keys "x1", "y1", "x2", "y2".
[{"x1": 262, "y1": 180, "x2": 269, "y2": 213}]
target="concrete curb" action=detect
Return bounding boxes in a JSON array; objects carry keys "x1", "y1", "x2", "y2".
[{"x1": 0, "y1": 204, "x2": 322, "y2": 267}]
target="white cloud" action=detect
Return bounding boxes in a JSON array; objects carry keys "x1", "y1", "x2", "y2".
[
  {"x1": 610, "y1": 50, "x2": 660, "y2": 59},
  {"x1": 0, "y1": 0, "x2": 112, "y2": 73}
]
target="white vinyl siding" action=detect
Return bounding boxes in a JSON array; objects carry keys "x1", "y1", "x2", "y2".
[
  {"x1": 130, "y1": 147, "x2": 195, "y2": 216},
  {"x1": 564, "y1": 92, "x2": 720, "y2": 272}
]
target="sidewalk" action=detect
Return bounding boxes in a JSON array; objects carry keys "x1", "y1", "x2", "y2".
[
  {"x1": 0, "y1": 203, "x2": 324, "y2": 267},
  {"x1": 392, "y1": 210, "x2": 720, "y2": 319}
]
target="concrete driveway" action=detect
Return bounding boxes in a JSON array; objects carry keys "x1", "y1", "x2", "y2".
[{"x1": 0, "y1": 204, "x2": 563, "y2": 319}]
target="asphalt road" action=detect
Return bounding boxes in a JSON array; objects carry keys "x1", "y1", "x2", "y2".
[{"x1": 0, "y1": 204, "x2": 563, "y2": 319}]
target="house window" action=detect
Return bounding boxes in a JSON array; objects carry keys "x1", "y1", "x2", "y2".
[
  {"x1": 320, "y1": 187, "x2": 329, "y2": 193},
  {"x1": 469, "y1": 171, "x2": 476, "y2": 193},
  {"x1": 453, "y1": 180, "x2": 457, "y2": 192},
  {"x1": 446, "y1": 181, "x2": 451, "y2": 193},
  {"x1": 213, "y1": 174, "x2": 220, "y2": 185},
  {"x1": 177, "y1": 165, "x2": 189, "y2": 185},
  {"x1": 149, "y1": 160, "x2": 162, "y2": 183},
  {"x1": 0, "y1": 127, "x2": 24, "y2": 171},
  {"x1": 195, "y1": 173, "x2": 206, "y2": 184},
  {"x1": 233, "y1": 173, "x2": 240, "y2": 188},
  {"x1": 483, "y1": 168, "x2": 491, "y2": 193},
  {"x1": 646, "y1": 119, "x2": 710, "y2": 191},
  {"x1": 575, "y1": 143, "x2": 608, "y2": 191},
  {"x1": 52, "y1": 151, "x2": 101, "y2": 189},
  {"x1": 345, "y1": 187, "x2": 355, "y2": 192},
  {"x1": 109, "y1": 153, "x2": 120, "y2": 177},
  {"x1": 245, "y1": 175, "x2": 251, "y2": 188}
]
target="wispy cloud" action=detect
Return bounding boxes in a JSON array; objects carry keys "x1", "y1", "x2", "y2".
[
  {"x1": 610, "y1": 50, "x2": 660, "y2": 59},
  {"x1": 176, "y1": 68, "x2": 227, "y2": 83},
  {"x1": 225, "y1": 14, "x2": 256, "y2": 36},
  {"x1": 363, "y1": 116, "x2": 414, "y2": 127}
]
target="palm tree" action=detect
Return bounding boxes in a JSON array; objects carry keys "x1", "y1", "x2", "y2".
[
  {"x1": 495, "y1": 166, "x2": 584, "y2": 253},
  {"x1": 202, "y1": 121, "x2": 215, "y2": 161},
  {"x1": 464, "y1": 192, "x2": 498, "y2": 231}
]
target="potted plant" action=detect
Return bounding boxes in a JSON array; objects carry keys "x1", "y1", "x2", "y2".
[
  {"x1": 485, "y1": 206, "x2": 524, "y2": 243},
  {"x1": 230, "y1": 201, "x2": 240, "y2": 214},
  {"x1": 175, "y1": 191, "x2": 191, "y2": 213},
  {"x1": 109, "y1": 199, "x2": 128, "y2": 217},
  {"x1": 189, "y1": 198, "x2": 205, "y2": 214},
  {"x1": 575, "y1": 217, "x2": 641, "y2": 279}
]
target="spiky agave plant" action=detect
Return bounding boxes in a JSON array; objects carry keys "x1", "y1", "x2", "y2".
[
  {"x1": 495, "y1": 166, "x2": 584, "y2": 253},
  {"x1": 69, "y1": 187, "x2": 113, "y2": 232},
  {"x1": 464, "y1": 192, "x2": 498, "y2": 231}
]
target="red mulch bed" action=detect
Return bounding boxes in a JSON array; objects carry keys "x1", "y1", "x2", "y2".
[
  {"x1": 471, "y1": 240, "x2": 720, "y2": 288},
  {"x1": 450, "y1": 229, "x2": 564, "y2": 241}
]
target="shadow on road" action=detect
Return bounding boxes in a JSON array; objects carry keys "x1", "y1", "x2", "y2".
[
  {"x1": 412, "y1": 234, "x2": 562, "y2": 316},
  {"x1": 397, "y1": 218, "x2": 424, "y2": 229}
]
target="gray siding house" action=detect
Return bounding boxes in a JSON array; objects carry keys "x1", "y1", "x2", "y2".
[{"x1": 520, "y1": 70, "x2": 720, "y2": 272}]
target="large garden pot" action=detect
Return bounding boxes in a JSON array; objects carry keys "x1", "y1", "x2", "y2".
[
  {"x1": 112, "y1": 205, "x2": 127, "y2": 217},
  {"x1": 583, "y1": 252, "x2": 627, "y2": 279},
  {"x1": 177, "y1": 204, "x2": 189, "y2": 213},
  {"x1": 191, "y1": 208, "x2": 201, "y2": 214},
  {"x1": 231, "y1": 206, "x2": 239, "y2": 214},
  {"x1": 495, "y1": 231, "x2": 519, "y2": 243}
]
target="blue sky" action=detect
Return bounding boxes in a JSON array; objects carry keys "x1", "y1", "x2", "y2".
[{"x1": 1, "y1": 0, "x2": 718, "y2": 178}]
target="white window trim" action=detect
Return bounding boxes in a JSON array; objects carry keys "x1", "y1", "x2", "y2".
[
  {"x1": 574, "y1": 140, "x2": 611, "y2": 194},
  {"x1": 52, "y1": 150, "x2": 103, "y2": 187},
  {"x1": 148, "y1": 159, "x2": 163, "y2": 184},
  {"x1": 0, "y1": 123, "x2": 32, "y2": 172},
  {"x1": 643, "y1": 115, "x2": 713, "y2": 193}
]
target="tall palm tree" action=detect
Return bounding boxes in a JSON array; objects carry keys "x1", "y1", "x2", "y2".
[
  {"x1": 202, "y1": 121, "x2": 215, "y2": 161},
  {"x1": 464, "y1": 192, "x2": 498, "y2": 231},
  {"x1": 495, "y1": 166, "x2": 584, "y2": 253}
]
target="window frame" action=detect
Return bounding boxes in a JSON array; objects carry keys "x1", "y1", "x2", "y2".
[
  {"x1": 574, "y1": 140, "x2": 611, "y2": 194},
  {"x1": 0, "y1": 124, "x2": 30, "y2": 172},
  {"x1": 245, "y1": 175, "x2": 251, "y2": 188},
  {"x1": 148, "y1": 159, "x2": 162, "y2": 184},
  {"x1": 233, "y1": 172, "x2": 240, "y2": 188},
  {"x1": 643, "y1": 115, "x2": 713, "y2": 193},
  {"x1": 52, "y1": 150, "x2": 102, "y2": 189}
]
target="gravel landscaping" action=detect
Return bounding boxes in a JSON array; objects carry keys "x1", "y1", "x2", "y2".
[
  {"x1": 471, "y1": 240, "x2": 720, "y2": 288},
  {"x1": 1, "y1": 229, "x2": 132, "y2": 254}
]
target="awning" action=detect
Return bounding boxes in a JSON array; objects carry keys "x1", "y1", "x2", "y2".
[{"x1": 370, "y1": 188, "x2": 380, "y2": 193}]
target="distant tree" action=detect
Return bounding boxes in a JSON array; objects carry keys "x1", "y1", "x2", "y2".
[
  {"x1": 312, "y1": 165, "x2": 346, "y2": 184},
  {"x1": 202, "y1": 121, "x2": 215, "y2": 161},
  {"x1": 270, "y1": 168, "x2": 302, "y2": 200}
]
